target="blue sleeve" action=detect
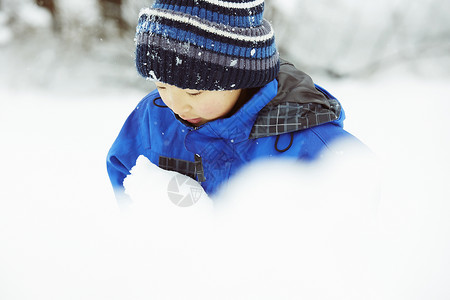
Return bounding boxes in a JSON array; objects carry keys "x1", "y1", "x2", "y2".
[
  {"x1": 308, "y1": 123, "x2": 369, "y2": 158},
  {"x1": 106, "y1": 99, "x2": 151, "y2": 205}
]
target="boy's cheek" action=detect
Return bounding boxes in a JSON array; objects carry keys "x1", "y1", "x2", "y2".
[
  {"x1": 160, "y1": 96, "x2": 170, "y2": 106},
  {"x1": 199, "y1": 106, "x2": 223, "y2": 119}
]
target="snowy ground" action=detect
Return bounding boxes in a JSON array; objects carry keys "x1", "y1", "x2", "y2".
[{"x1": 0, "y1": 66, "x2": 449, "y2": 299}]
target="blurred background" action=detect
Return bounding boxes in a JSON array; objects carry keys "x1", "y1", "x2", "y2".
[
  {"x1": 0, "y1": 0, "x2": 449, "y2": 92},
  {"x1": 1, "y1": 1, "x2": 450, "y2": 299}
]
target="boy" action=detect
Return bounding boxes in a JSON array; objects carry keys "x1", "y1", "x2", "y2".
[{"x1": 107, "y1": 0, "x2": 363, "y2": 205}]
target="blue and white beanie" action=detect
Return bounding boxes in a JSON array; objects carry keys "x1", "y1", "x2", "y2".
[{"x1": 135, "y1": 0, "x2": 280, "y2": 91}]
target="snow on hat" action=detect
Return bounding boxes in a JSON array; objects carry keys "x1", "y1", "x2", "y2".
[{"x1": 135, "y1": 0, "x2": 280, "y2": 91}]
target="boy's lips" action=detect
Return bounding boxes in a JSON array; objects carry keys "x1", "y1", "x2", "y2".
[{"x1": 183, "y1": 117, "x2": 203, "y2": 124}]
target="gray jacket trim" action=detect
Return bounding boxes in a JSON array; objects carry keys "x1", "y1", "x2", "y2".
[{"x1": 249, "y1": 60, "x2": 341, "y2": 139}]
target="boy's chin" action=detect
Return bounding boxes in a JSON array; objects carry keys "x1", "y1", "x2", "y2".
[{"x1": 186, "y1": 118, "x2": 209, "y2": 126}]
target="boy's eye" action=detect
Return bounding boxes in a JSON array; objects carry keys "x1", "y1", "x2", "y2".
[{"x1": 188, "y1": 92, "x2": 202, "y2": 97}]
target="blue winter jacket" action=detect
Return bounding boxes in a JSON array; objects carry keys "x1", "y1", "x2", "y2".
[{"x1": 107, "y1": 61, "x2": 361, "y2": 204}]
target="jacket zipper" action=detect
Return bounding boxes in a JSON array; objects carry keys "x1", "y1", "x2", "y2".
[
  {"x1": 188, "y1": 126, "x2": 206, "y2": 183},
  {"x1": 194, "y1": 154, "x2": 206, "y2": 183},
  {"x1": 191, "y1": 126, "x2": 205, "y2": 183}
]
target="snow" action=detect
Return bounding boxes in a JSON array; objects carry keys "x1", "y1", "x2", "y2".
[
  {"x1": 124, "y1": 155, "x2": 212, "y2": 211},
  {"x1": 0, "y1": 7, "x2": 449, "y2": 295},
  {"x1": 270, "y1": 0, "x2": 450, "y2": 78},
  {"x1": 17, "y1": 3, "x2": 52, "y2": 28},
  {"x1": 1, "y1": 70, "x2": 449, "y2": 299},
  {"x1": 0, "y1": 12, "x2": 13, "y2": 45},
  {"x1": 0, "y1": 26, "x2": 13, "y2": 46}
]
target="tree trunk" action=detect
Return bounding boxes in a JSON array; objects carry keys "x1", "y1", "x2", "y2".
[
  {"x1": 35, "y1": 0, "x2": 60, "y2": 32},
  {"x1": 98, "y1": 0, "x2": 129, "y2": 36}
]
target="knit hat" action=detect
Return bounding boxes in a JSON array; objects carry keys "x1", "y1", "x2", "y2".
[{"x1": 135, "y1": 0, "x2": 280, "y2": 91}]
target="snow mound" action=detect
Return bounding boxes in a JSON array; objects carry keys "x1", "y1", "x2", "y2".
[
  {"x1": 118, "y1": 136, "x2": 450, "y2": 299},
  {"x1": 1, "y1": 78, "x2": 449, "y2": 299},
  {"x1": 117, "y1": 140, "x2": 382, "y2": 299},
  {"x1": 124, "y1": 155, "x2": 212, "y2": 212}
]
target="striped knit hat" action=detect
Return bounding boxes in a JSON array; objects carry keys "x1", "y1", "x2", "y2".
[{"x1": 135, "y1": 0, "x2": 280, "y2": 91}]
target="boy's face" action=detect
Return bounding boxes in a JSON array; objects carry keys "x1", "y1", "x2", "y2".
[{"x1": 155, "y1": 82, "x2": 242, "y2": 126}]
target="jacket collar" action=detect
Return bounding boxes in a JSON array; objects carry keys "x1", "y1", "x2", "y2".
[
  {"x1": 190, "y1": 79, "x2": 278, "y2": 143},
  {"x1": 249, "y1": 60, "x2": 342, "y2": 138}
]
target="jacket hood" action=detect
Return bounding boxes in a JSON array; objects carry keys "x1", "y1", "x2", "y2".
[{"x1": 249, "y1": 60, "x2": 342, "y2": 138}]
